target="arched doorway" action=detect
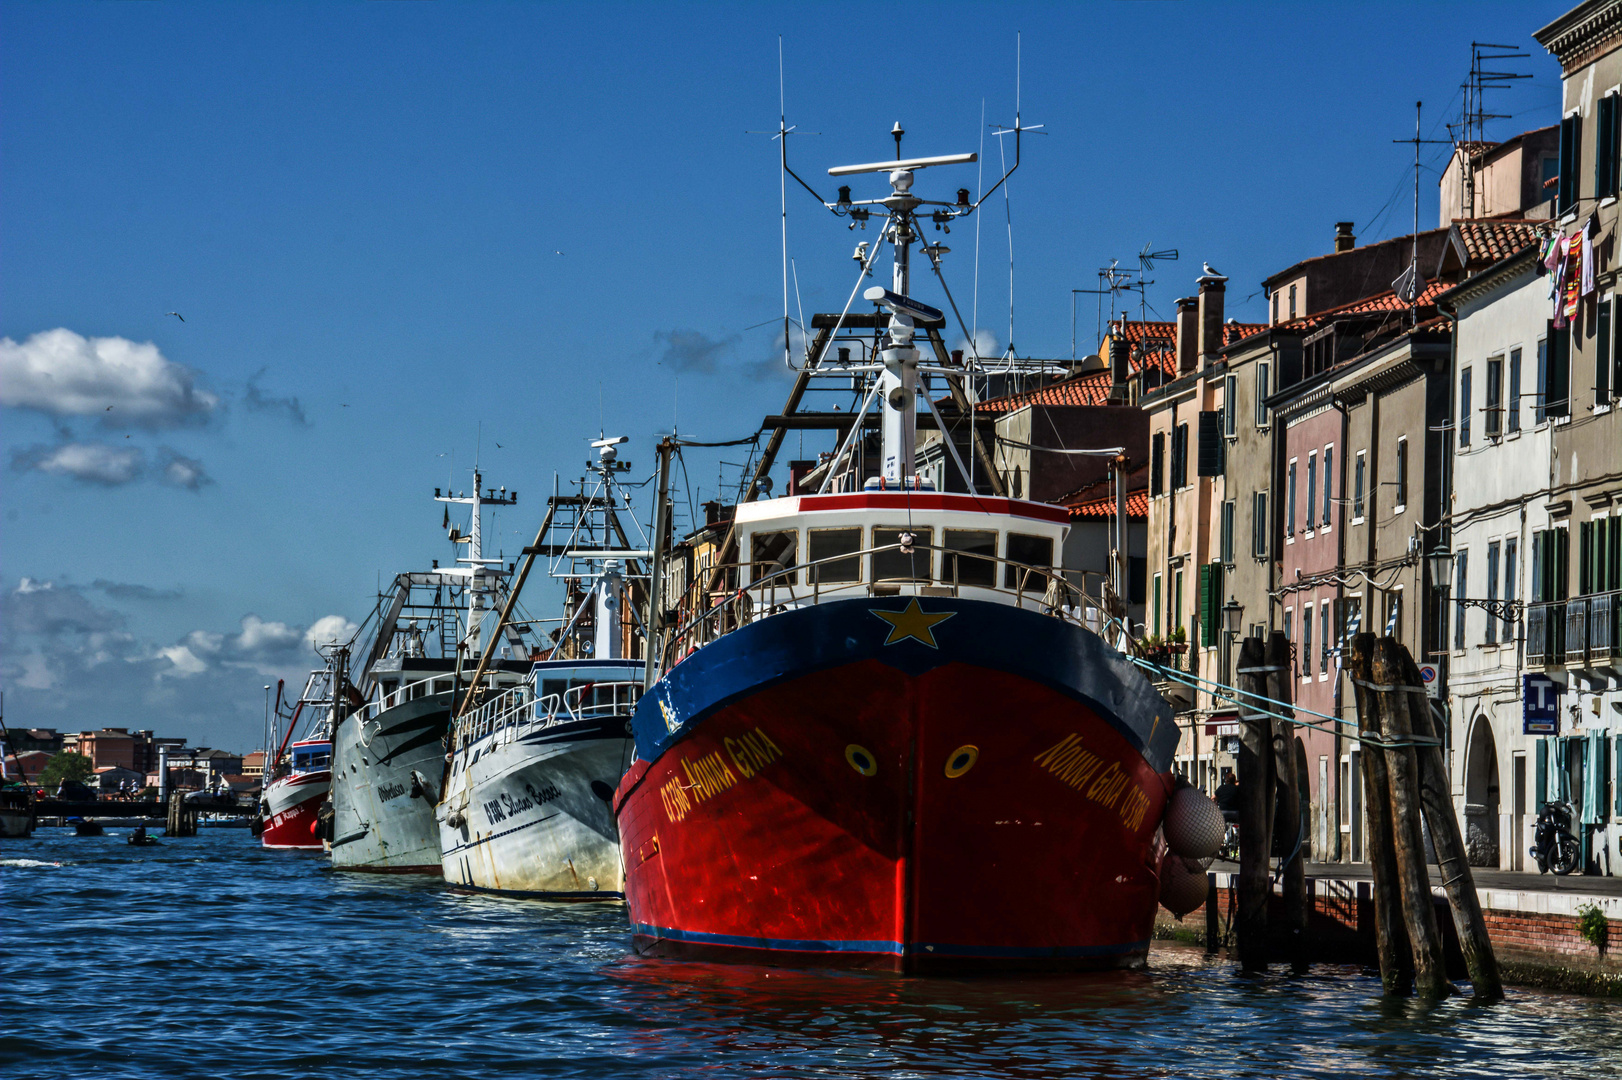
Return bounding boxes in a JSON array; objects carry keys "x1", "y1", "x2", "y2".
[{"x1": 1464, "y1": 714, "x2": 1500, "y2": 867}]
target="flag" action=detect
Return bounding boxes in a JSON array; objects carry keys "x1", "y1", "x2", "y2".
[{"x1": 1392, "y1": 259, "x2": 1425, "y2": 303}]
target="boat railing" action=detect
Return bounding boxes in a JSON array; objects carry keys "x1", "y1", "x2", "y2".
[
  {"x1": 451, "y1": 680, "x2": 643, "y2": 752},
  {"x1": 661, "y1": 541, "x2": 1121, "y2": 669}
]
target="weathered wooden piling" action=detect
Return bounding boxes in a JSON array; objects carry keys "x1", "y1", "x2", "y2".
[
  {"x1": 1264, "y1": 630, "x2": 1308, "y2": 973},
  {"x1": 1347, "y1": 633, "x2": 1412, "y2": 995},
  {"x1": 1396, "y1": 649, "x2": 1503, "y2": 999},
  {"x1": 1235, "y1": 635, "x2": 1275, "y2": 972},
  {"x1": 1372, "y1": 637, "x2": 1453, "y2": 999},
  {"x1": 166, "y1": 790, "x2": 196, "y2": 837}
]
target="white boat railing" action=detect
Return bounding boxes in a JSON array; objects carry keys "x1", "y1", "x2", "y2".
[{"x1": 451, "y1": 679, "x2": 642, "y2": 753}]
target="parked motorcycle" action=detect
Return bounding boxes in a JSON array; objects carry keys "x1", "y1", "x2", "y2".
[{"x1": 1530, "y1": 799, "x2": 1582, "y2": 875}]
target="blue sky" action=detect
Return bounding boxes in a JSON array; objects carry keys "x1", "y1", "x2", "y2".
[{"x1": 1, "y1": 1, "x2": 1569, "y2": 752}]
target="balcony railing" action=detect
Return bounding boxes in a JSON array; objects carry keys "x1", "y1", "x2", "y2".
[
  {"x1": 1526, "y1": 601, "x2": 1566, "y2": 667},
  {"x1": 1566, "y1": 600, "x2": 1589, "y2": 666},
  {"x1": 1593, "y1": 592, "x2": 1618, "y2": 662}
]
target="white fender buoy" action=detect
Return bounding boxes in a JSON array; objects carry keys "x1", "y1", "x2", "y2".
[
  {"x1": 1163, "y1": 785, "x2": 1225, "y2": 860},
  {"x1": 1159, "y1": 854, "x2": 1209, "y2": 917}
]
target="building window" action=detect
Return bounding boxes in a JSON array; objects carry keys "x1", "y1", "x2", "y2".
[
  {"x1": 1284, "y1": 607, "x2": 1294, "y2": 643},
  {"x1": 1559, "y1": 110, "x2": 1582, "y2": 215},
  {"x1": 1454, "y1": 549, "x2": 1469, "y2": 651},
  {"x1": 1386, "y1": 591, "x2": 1402, "y2": 641},
  {"x1": 1289, "y1": 283, "x2": 1298, "y2": 321},
  {"x1": 1485, "y1": 355, "x2": 1503, "y2": 437},
  {"x1": 1459, "y1": 366, "x2": 1472, "y2": 447},
  {"x1": 1322, "y1": 445, "x2": 1333, "y2": 529},
  {"x1": 1252, "y1": 491, "x2": 1269, "y2": 559},
  {"x1": 1353, "y1": 451, "x2": 1366, "y2": 520},
  {"x1": 1306, "y1": 452, "x2": 1318, "y2": 531},
  {"x1": 1597, "y1": 92, "x2": 1620, "y2": 201},
  {"x1": 1485, "y1": 541, "x2": 1501, "y2": 645},
  {"x1": 1340, "y1": 595, "x2": 1363, "y2": 647},
  {"x1": 1541, "y1": 328, "x2": 1570, "y2": 420},
  {"x1": 1152, "y1": 573, "x2": 1162, "y2": 637},
  {"x1": 1508, "y1": 347, "x2": 1522, "y2": 432},
  {"x1": 1302, "y1": 603, "x2": 1314, "y2": 682},
  {"x1": 1320, "y1": 605, "x2": 1331, "y2": 675},
  {"x1": 1395, "y1": 437, "x2": 1408, "y2": 510},
  {"x1": 1171, "y1": 423, "x2": 1189, "y2": 489},
  {"x1": 1151, "y1": 432, "x2": 1165, "y2": 496},
  {"x1": 1287, "y1": 460, "x2": 1298, "y2": 536},
  {"x1": 1599, "y1": 298, "x2": 1614, "y2": 407},
  {"x1": 1224, "y1": 374, "x2": 1237, "y2": 437},
  {"x1": 1221, "y1": 499, "x2": 1235, "y2": 564},
  {"x1": 1174, "y1": 570, "x2": 1185, "y2": 633},
  {"x1": 1504, "y1": 536, "x2": 1519, "y2": 627},
  {"x1": 1272, "y1": 291, "x2": 1279, "y2": 324},
  {"x1": 1256, "y1": 361, "x2": 1270, "y2": 427}
]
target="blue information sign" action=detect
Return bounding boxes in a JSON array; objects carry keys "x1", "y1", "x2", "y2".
[{"x1": 1523, "y1": 674, "x2": 1561, "y2": 735}]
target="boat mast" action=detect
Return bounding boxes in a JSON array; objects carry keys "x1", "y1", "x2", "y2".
[{"x1": 436, "y1": 470, "x2": 517, "y2": 662}]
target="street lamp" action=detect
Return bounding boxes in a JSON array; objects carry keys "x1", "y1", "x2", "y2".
[
  {"x1": 1221, "y1": 595, "x2": 1244, "y2": 637},
  {"x1": 1426, "y1": 546, "x2": 1454, "y2": 586}
]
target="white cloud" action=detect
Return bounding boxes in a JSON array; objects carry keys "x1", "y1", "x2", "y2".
[
  {"x1": 234, "y1": 615, "x2": 303, "y2": 655},
  {"x1": 158, "y1": 448, "x2": 211, "y2": 490},
  {"x1": 158, "y1": 645, "x2": 209, "y2": 677},
  {"x1": 0, "y1": 328, "x2": 219, "y2": 428},
  {"x1": 305, "y1": 614, "x2": 358, "y2": 648},
  {"x1": 952, "y1": 328, "x2": 1002, "y2": 364},
  {"x1": 12, "y1": 442, "x2": 143, "y2": 485}
]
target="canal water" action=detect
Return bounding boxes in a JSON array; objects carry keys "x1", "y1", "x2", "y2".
[{"x1": 2, "y1": 828, "x2": 1619, "y2": 1079}]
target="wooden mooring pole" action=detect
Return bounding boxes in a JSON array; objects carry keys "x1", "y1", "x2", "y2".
[
  {"x1": 1235, "y1": 635, "x2": 1276, "y2": 972},
  {"x1": 1264, "y1": 631, "x2": 1308, "y2": 973},
  {"x1": 1372, "y1": 637, "x2": 1453, "y2": 999},
  {"x1": 166, "y1": 790, "x2": 196, "y2": 837},
  {"x1": 1348, "y1": 633, "x2": 1412, "y2": 995},
  {"x1": 1397, "y1": 648, "x2": 1503, "y2": 999}
]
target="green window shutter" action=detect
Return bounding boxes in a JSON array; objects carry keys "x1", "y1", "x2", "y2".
[
  {"x1": 1580, "y1": 521, "x2": 1594, "y2": 596},
  {"x1": 1198, "y1": 564, "x2": 1214, "y2": 647},
  {"x1": 1536, "y1": 739, "x2": 1548, "y2": 812},
  {"x1": 1615, "y1": 735, "x2": 1622, "y2": 816}
]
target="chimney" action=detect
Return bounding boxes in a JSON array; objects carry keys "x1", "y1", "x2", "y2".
[
  {"x1": 1197, "y1": 271, "x2": 1227, "y2": 366},
  {"x1": 1334, "y1": 221, "x2": 1355, "y2": 253},
  {"x1": 1175, "y1": 296, "x2": 1198, "y2": 374},
  {"x1": 1107, "y1": 334, "x2": 1130, "y2": 402}
]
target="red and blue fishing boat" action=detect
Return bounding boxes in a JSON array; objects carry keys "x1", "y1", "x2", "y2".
[{"x1": 613, "y1": 130, "x2": 1182, "y2": 971}]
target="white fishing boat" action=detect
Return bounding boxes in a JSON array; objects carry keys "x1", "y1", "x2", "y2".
[
  {"x1": 328, "y1": 472, "x2": 535, "y2": 873},
  {"x1": 437, "y1": 437, "x2": 646, "y2": 898}
]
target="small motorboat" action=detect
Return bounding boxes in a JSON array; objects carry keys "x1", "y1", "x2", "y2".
[
  {"x1": 127, "y1": 833, "x2": 159, "y2": 847},
  {"x1": 69, "y1": 818, "x2": 104, "y2": 837}
]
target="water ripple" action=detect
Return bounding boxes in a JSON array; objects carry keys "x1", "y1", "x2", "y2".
[{"x1": 1, "y1": 828, "x2": 1618, "y2": 1079}]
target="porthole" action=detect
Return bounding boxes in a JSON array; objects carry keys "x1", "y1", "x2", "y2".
[
  {"x1": 845, "y1": 744, "x2": 878, "y2": 777},
  {"x1": 944, "y1": 745, "x2": 979, "y2": 778}
]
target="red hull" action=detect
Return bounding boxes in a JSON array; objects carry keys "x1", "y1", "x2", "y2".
[
  {"x1": 261, "y1": 771, "x2": 329, "y2": 851},
  {"x1": 617, "y1": 659, "x2": 1171, "y2": 972}
]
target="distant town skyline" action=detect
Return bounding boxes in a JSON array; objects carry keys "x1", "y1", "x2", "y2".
[{"x1": 2, "y1": 1, "x2": 1568, "y2": 748}]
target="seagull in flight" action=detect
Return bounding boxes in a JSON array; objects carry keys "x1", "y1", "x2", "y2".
[
  {"x1": 165, "y1": 311, "x2": 185, "y2": 322},
  {"x1": 554, "y1": 250, "x2": 565, "y2": 255},
  {"x1": 495, "y1": 442, "x2": 504, "y2": 449}
]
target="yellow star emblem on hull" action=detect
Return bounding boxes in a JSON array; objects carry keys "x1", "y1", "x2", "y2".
[{"x1": 870, "y1": 598, "x2": 956, "y2": 648}]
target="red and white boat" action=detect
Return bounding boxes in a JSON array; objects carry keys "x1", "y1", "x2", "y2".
[{"x1": 261, "y1": 672, "x2": 334, "y2": 851}]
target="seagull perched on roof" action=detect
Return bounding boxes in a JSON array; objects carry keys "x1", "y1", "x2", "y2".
[
  {"x1": 1197, "y1": 262, "x2": 1228, "y2": 284},
  {"x1": 165, "y1": 311, "x2": 185, "y2": 322}
]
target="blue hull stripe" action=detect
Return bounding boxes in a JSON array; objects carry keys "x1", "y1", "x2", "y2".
[{"x1": 631, "y1": 923, "x2": 1148, "y2": 959}]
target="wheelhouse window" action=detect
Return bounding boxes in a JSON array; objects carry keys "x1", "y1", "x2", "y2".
[
  {"x1": 1005, "y1": 532, "x2": 1054, "y2": 589},
  {"x1": 750, "y1": 529, "x2": 799, "y2": 586},
  {"x1": 872, "y1": 527, "x2": 933, "y2": 582},
  {"x1": 943, "y1": 528, "x2": 998, "y2": 588},
  {"x1": 807, "y1": 526, "x2": 861, "y2": 584}
]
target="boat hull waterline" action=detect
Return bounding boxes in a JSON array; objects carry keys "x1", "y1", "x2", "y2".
[
  {"x1": 262, "y1": 771, "x2": 331, "y2": 850},
  {"x1": 614, "y1": 597, "x2": 1178, "y2": 972},
  {"x1": 329, "y1": 691, "x2": 451, "y2": 873},
  {"x1": 440, "y1": 715, "x2": 632, "y2": 899}
]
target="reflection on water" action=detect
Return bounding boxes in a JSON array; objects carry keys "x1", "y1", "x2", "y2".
[{"x1": 1, "y1": 828, "x2": 1617, "y2": 1079}]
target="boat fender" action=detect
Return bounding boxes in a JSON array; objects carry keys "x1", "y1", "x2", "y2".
[
  {"x1": 1163, "y1": 784, "x2": 1224, "y2": 860},
  {"x1": 1158, "y1": 854, "x2": 1209, "y2": 917},
  {"x1": 446, "y1": 810, "x2": 466, "y2": 829},
  {"x1": 409, "y1": 771, "x2": 437, "y2": 803}
]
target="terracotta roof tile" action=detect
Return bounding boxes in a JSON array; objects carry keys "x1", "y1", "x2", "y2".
[
  {"x1": 1066, "y1": 487, "x2": 1148, "y2": 520},
  {"x1": 1450, "y1": 219, "x2": 1541, "y2": 265},
  {"x1": 974, "y1": 370, "x2": 1117, "y2": 414},
  {"x1": 1275, "y1": 278, "x2": 1451, "y2": 332}
]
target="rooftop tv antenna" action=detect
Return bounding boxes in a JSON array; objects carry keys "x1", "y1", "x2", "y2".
[
  {"x1": 1448, "y1": 42, "x2": 1531, "y2": 219},
  {"x1": 1068, "y1": 244, "x2": 1176, "y2": 360},
  {"x1": 1394, "y1": 102, "x2": 1451, "y2": 324}
]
